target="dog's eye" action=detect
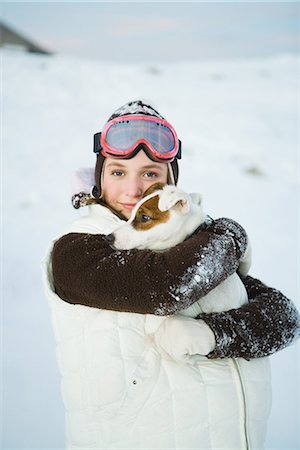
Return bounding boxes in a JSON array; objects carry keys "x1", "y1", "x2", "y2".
[{"x1": 139, "y1": 214, "x2": 151, "y2": 223}]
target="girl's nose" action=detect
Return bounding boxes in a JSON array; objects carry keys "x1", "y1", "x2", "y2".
[{"x1": 125, "y1": 178, "x2": 144, "y2": 198}]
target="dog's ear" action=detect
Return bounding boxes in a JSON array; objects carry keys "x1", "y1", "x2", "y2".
[
  {"x1": 143, "y1": 182, "x2": 166, "y2": 198},
  {"x1": 174, "y1": 197, "x2": 190, "y2": 214},
  {"x1": 158, "y1": 187, "x2": 190, "y2": 214}
]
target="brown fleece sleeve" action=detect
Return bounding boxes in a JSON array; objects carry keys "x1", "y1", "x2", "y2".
[
  {"x1": 52, "y1": 218, "x2": 247, "y2": 315},
  {"x1": 199, "y1": 275, "x2": 300, "y2": 359}
]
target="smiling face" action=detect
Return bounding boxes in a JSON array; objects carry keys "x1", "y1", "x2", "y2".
[{"x1": 101, "y1": 151, "x2": 168, "y2": 219}]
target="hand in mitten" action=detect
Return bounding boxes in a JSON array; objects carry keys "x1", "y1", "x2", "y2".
[
  {"x1": 154, "y1": 315, "x2": 216, "y2": 364},
  {"x1": 205, "y1": 217, "x2": 248, "y2": 260}
]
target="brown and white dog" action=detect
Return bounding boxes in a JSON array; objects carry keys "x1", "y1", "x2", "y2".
[
  {"x1": 106, "y1": 183, "x2": 251, "y2": 314},
  {"x1": 107, "y1": 183, "x2": 207, "y2": 251}
]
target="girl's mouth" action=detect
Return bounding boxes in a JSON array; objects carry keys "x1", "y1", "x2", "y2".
[{"x1": 121, "y1": 203, "x2": 137, "y2": 209}]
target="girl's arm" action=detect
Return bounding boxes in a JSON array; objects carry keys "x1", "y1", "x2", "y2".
[
  {"x1": 199, "y1": 275, "x2": 300, "y2": 359},
  {"x1": 52, "y1": 218, "x2": 247, "y2": 315}
]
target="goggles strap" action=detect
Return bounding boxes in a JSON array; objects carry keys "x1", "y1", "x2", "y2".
[
  {"x1": 177, "y1": 141, "x2": 182, "y2": 159},
  {"x1": 94, "y1": 132, "x2": 102, "y2": 154}
]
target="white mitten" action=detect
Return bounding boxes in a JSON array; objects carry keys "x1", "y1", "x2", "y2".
[
  {"x1": 238, "y1": 239, "x2": 252, "y2": 276},
  {"x1": 153, "y1": 315, "x2": 216, "y2": 364}
]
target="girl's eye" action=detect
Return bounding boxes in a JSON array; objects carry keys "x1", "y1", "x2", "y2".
[
  {"x1": 111, "y1": 171, "x2": 124, "y2": 177},
  {"x1": 144, "y1": 172, "x2": 158, "y2": 178},
  {"x1": 139, "y1": 214, "x2": 151, "y2": 223}
]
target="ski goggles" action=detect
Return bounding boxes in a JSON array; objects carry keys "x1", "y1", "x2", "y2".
[{"x1": 93, "y1": 115, "x2": 181, "y2": 162}]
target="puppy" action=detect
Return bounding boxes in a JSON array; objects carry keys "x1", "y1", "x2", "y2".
[
  {"x1": 107, "y1": 183, "x2": 207, "y2": 251},
  {"x1": 107, "y1": 183, "x2": 250, "y2": 315}
]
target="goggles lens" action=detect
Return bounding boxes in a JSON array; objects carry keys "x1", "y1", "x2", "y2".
[{"x1": 105, "y1": 119, "x2": 175, "y2": 154}]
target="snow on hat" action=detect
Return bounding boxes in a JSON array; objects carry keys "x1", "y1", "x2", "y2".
[
  {"x1": 108, "y1": 99, "x2": 165, "y2": 121},
  {"x1": 93, "y1": 100, "x2": 179, "y2": 199}
]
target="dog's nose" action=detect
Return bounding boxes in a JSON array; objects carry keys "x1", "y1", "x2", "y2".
[{"x1": 104, "y1": 233, "x2": 115, "y2": 245}]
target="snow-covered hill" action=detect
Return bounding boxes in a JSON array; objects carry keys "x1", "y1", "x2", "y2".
[{"x1": 2, "y1": 49, "x2": 299, "y2": 449}]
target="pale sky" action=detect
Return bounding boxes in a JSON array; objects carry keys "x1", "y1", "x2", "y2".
[{"x1": 1, "y1": 1, "x2": 299, "y2": 62}]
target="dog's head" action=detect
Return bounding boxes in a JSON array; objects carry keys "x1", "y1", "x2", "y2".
[{"x1": 106, "y1": 182, "x2": 205, "y2": 251}]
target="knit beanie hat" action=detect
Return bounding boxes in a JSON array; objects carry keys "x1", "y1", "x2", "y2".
[{"x1": 93, "y1": 100, "x2": 179, "y2": 199}]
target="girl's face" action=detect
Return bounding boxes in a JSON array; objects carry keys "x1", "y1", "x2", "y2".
[{"x1": 102, "y1": 151, "x2": 168, "y2": 219}]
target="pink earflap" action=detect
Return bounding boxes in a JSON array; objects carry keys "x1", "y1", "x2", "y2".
[
  {"x1": 71, "y1": 168, "x2": 95, "y2": 209},
  {"x1": 71, "y1": 168, "x2": 95, "y2": 196}
]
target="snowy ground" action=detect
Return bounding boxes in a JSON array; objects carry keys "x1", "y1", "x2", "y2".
[{"x1": 1, "y1": 49, "x2": 299, "y2": 449}]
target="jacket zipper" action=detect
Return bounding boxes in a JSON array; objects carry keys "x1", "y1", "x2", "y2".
[{"x1": 232, "y1": 359, "x2": 250, "y2": 450}]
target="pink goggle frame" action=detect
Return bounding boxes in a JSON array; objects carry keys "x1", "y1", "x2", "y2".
[{"x1": 95, "y1": 115, "x2": 181, "y2": 163}]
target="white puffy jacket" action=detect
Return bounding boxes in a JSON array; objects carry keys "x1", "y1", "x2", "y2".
[{"x1": 42, "y1": 204, "x2": 272, "y2": 450}]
